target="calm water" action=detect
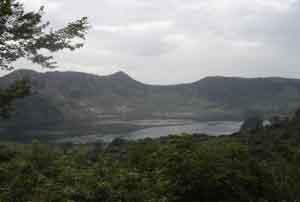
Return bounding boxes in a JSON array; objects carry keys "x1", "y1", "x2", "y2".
[{"x1": 58, "y1": 120, "x2": 243, "y2": 144}]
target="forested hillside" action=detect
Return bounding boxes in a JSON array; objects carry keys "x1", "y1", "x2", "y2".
[
  {"x1": 1, "y1": 69, "x2": 300, "y2": 130},
  {"x1": 1, "y1": 110, "x2": 300, "y2": 201}
]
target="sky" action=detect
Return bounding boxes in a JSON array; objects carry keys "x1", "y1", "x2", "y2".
[{"x1": 3, "y1": 0, "x2": 300, "y2": 84}]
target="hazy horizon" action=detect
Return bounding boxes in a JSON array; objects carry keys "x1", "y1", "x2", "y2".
[
  {"x1": 2, "y1": 68, "x2": 300, "y2": 86},
  {"x1": 1, "y1": 0, "x2": 300, "y2": 84}
]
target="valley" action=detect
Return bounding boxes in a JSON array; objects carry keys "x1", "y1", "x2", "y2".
[{"x1": 1, "y1": 69, "x2": 300, "y2": 142}]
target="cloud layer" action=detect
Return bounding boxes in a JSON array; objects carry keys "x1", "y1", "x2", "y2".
[{"x1": 11, "y1": 0, "x2": 300, "y2": 84}]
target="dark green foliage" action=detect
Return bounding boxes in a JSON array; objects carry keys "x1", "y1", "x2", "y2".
[
  {"x1": 2, "y1": 113, "x2": 300, "y2": 201},
  {"x1": 0, "y1": 78, "x2": 30, "y2": 118},
  {"x1": 241, "y1": 115, "x2": 263, "y2": 131},
  {"x1": 0, "y1": 0, "x2": 89, "y2": 118},
  {"x1": 0, "y1": 0, "x2": 89, "y2": 70}
]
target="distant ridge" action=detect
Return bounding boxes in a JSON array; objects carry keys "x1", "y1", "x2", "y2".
[
  {"x1": 109, "y1": 71, "x2": 132, "y2": 79},
  {"x1": 4, "y1": 69, "x2": 300, "y2": 85},
  {"x1": 1, "y1": 69, "x2": 300, "y2": 140}
]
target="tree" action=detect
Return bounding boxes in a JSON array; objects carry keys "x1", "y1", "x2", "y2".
[
  {"x1": 0, "y1": 0, "x2": 89, "y2": 69},
  {"x1": 0, "y1": 78, "x2": 30, "y2": 118},
  {"x1": 240, "y1": 115, "x2": 263, "y2": 131},
  {"x1": 0, "y1": 0, "x2": 89, "y2": 117}
]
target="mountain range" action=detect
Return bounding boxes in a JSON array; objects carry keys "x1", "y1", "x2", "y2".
[{"x1": 1, "y1": 69, "x2": 300, "y2": 141}]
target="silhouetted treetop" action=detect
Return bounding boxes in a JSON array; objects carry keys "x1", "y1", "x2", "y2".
[{"x1": 0, "y1": 0, "x2": 89, "y2": 70}]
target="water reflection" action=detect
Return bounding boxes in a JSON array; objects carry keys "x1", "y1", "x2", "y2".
[{"x1": 58, "y1": 121, "x2": 242, "y2": 144}]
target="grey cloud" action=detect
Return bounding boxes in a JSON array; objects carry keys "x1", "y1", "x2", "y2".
[{"x1": 4, "y1": 0, "x2": 300, "y2": 84}]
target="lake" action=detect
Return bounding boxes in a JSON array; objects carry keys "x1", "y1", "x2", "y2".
[{"x1": 57, "y1": 120, "x2": 243, "y2": 144}]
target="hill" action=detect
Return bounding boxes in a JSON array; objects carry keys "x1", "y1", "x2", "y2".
[{"x1": 1, "y1": 69, "x2": 300, "y2": 140}]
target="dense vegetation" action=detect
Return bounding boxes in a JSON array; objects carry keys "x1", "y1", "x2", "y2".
[
  {"x1": 1, "y1": 111, "x2": 300, "y2": 201},
  {"x1": 0, "y1": 0, "x2": 88, "y2": 119},
  {"x1": 0, "y1": 0, "x2": 88, "y2": 70},
  {"x1": 2, "y1": 1, "x2": 299, "y2": 201}
]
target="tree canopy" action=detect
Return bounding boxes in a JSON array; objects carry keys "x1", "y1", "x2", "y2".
[
  {"x1": 0, "y1": 0, "x2": 89, "y2": 70},
  {"x1": 2, "y1": 112, "x2": 300, "y2": 201},
  {"x1": 0, "y1": 0, "x2": 89, "y2": 117}
]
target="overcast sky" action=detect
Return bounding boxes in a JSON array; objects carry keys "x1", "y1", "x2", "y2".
[{"x1": 3, "y1": 0, "x2": 300, "y2": 84}]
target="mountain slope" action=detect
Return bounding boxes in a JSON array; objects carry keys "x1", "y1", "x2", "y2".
[{"x1": 1, "y1": 69, "x2": 300, "y2": 139}]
